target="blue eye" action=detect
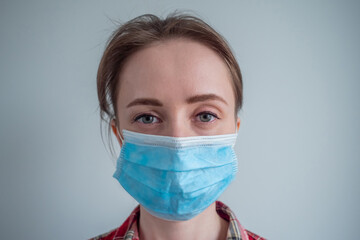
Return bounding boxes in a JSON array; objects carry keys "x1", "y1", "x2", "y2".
[
  {"x1": 134, "y1": 114, "x2": 160, "y2": 124},
  {"x1": 196, "y1": 112, "x2": 218, "y2": 122}
]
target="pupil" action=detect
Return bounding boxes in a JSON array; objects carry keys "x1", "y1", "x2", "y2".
[
  {"x1": 201, "y1": 114, "x2": 211, "y2": 122},
  {"x1": 144, "y1": 116, "x2": 153, "y2": 123}
]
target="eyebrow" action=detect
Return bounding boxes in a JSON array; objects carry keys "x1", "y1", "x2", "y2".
[
  {"x1": 126, "y1": 94, "x2": 227, "y2": 108},
  {"x1": 186, "y1": 94, "x2": 228, "y2": 105},
  {"x1": 126, "y1": 98, "x2": 163, "y2": 108}
]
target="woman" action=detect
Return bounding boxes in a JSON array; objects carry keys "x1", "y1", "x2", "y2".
[{"x1": 92, "y1": 13, "x2": 265, "y2": 240}]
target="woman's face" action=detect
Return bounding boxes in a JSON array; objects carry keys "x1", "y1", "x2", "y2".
[{"x1": 113, "y1": 38, "x2": 240, "y2": 141}]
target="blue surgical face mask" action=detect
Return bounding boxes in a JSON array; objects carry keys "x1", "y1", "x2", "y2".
[{"x1": 113, "y1": 130, "x2": 238, "y2": 221}]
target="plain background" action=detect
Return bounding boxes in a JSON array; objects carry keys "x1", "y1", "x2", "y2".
[{"x1": 1, "y1": 0, "x2": 359, "y2": 239}]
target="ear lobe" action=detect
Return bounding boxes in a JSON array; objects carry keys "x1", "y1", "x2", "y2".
[
  {"x1": 111, "y1": 119, "x2": 123, "y2": 147},
  {"x1": 236, "y1": 117, "x2": 241, "y2": 132}
]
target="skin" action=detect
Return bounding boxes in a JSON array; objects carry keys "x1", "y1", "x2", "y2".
[{"x1": 111, "y1": 38, "x2": 240, "y2": 240}]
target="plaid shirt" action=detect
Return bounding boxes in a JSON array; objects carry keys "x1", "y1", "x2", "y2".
[{"x1": 90, "y1": 201, "x2": 265, "y2": 240}]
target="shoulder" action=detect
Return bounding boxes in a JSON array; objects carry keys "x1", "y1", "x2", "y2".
[
  {"x1": 89, "y1": 223, "x2": 128, "y2": 240},
  {"x1": 216, "y1": 201, "x2": 266, "y2": 240},
  {"x1": 90, "y1": 224, "x2": 267, "y2": 240},
  {"x1": 89, "y1": 227, "x2": 118, "y2": 240},
  {"x1": 245, "y1": 229, "x2": 267, "y2": 240},
  {"x1": 89, "y1": 206, "x2": 140, "y2": 240}
]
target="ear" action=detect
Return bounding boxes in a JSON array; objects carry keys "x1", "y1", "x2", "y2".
[
  {"x1": 236, "y1": 117, "x2": 241, "y2": 132},
  {"x1": 111, "y1": 119, "x2": 123, "y2": 147}
]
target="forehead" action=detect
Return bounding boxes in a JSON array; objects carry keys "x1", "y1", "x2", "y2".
[{"x1": 117, "y1": 38, "x2": 235, "y2": 107}]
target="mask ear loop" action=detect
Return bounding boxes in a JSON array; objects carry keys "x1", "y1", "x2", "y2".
[
  {"x1": 111, "y1": 118, "x2": 124, "y2": 145},
  {"x1": 111, "y1": 118, "x2": 125, "y2": 167},
  {"x1": 116, "y1": 126, "x2": 124, "y2": 145}
]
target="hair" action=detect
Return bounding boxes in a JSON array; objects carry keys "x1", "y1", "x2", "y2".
[{"x1": 97, "y1": 12, "x2": 243, "y2": 150}]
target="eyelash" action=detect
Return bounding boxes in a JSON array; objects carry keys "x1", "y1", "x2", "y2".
[
  {"x1": 195, "y1": 111, "x2": 219, "y2": 122},
  {"x1": 132, "y1": 111, "x2": 220, "y2": 125},
  {"x1": 133, "y1": 113, "x2": 161, "y2": 124}
]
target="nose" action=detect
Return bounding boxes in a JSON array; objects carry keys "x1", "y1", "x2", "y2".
[{"x1": 165, "y1": 113, "x2": 193, "y2": 137}]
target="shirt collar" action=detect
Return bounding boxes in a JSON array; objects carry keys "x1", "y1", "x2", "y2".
[{"x1": 122, "y1": 201, "x2": 244, "y2": 240}]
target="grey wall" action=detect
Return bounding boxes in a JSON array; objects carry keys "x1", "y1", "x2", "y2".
[{"x1": 0, "y1": 0, "x2": 359, "y2": 239}]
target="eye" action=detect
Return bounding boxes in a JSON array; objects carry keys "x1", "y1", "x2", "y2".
[
  {"x1": 134, "y1": 114, "x2": 160, "y2": 124},
  {"x1": 196, "y1": 112, "x2": 219, "y2": 122}
]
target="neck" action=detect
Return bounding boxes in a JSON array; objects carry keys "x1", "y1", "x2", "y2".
[{"x1": 139, "y1": 202, "x2": 228, "y2": 240}]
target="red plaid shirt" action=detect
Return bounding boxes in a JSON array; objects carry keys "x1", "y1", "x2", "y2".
[{"x1": 90, "y1": 201, "x2": 265, "y2": 240}]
